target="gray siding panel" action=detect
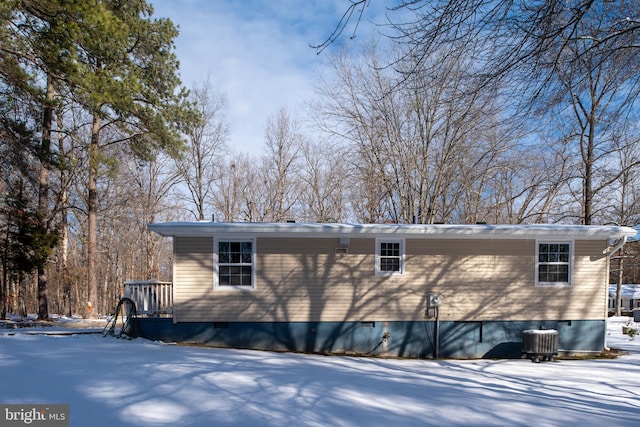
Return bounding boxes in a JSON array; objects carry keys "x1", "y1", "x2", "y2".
[{"x1": 135, "y1": 318, "x2": 607, "y2": 358}]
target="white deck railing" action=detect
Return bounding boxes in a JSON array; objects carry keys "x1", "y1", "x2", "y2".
[{"x1": 124, "y1": 280, "x2": 173, "y2": 317}]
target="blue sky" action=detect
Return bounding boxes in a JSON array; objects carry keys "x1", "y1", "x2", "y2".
[{"x1": 150, "y1": 0, "x2": 388, "y2": 154}]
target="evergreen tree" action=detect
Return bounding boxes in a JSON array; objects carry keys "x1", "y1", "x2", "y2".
[
  {"x1": 67, "y1": 0, "x2": 196, "y2": 315},
  {"x1": 2, "y1": 0, "x2": 197, "y2": 317}
]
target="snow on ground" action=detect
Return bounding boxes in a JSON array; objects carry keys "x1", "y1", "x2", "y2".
[{"x1": 1, "y1": 317, "x2": 639, "y2": 427}]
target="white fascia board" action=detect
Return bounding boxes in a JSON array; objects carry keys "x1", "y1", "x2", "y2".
[{"x1": 148, "y1": 222, "x2": 637, "y2": 241}]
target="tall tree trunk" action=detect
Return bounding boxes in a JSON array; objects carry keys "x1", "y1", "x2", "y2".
[
  {"x1": 145, "y1": 231, "x2": 154, "y2": 279},
  {"x1": 1, "y1": 225, "x2": 8, "y2": 319},
  {"x1": 36, "y1": 78, "x2": 54, "y2": 320},
  {"x1": 58, "y1": 113, "x2": 71, "y2": 316},
  {"x1": 582, "y1": 98, "x2": 599, "y2": 226},
  {"x1": 583, "y1": 130, "x2": 594, "y2": 225},
  {"x1": 87, "y1": 111, "x2": 100, "y2": 317}
]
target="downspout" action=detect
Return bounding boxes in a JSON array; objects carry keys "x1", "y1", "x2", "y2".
[{"x1": 434, "y1": 307, "x2": 440, "y2": 359}]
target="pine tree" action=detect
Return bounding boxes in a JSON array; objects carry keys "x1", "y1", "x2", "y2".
[
  {"x1": 59, "y1": 0, "x2": 197, "y2": 315},
  {"x1": 2, "y1": 0, "x2": 197, "y2": 317}
]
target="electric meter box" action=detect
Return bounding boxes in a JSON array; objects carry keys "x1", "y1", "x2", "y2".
[{"x1": 428, "y1": 293, "x2": 441, "y2": 308}]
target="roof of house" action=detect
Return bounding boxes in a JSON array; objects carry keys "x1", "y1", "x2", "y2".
[{"x1": 148, "y1": 222, "x2": 637, "y2": 240}]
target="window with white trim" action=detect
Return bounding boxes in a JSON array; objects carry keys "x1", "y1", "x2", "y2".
[
  {"x1": 375, "y1": 238, "x2": 404, "y2": 276},
  {"x1": 214, "y1": 238, "x2": 255, "y2": 289},
  {"x1": 536, "y1": 242, "x2": 572, "y2": 286}
]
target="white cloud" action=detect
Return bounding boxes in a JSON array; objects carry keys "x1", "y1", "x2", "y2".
[{"x1": 151, "y1": 0, "x2": 352, "y2": 154}]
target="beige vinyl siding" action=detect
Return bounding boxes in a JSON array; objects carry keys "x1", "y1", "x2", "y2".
[
  {"x1": 172, "y1": 236, "x2": 609, "y2": 323},
  {"x1": 173, "y1": 237, "x2": 213, "y2": 321}
]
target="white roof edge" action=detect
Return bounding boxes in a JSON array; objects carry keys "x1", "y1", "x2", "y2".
[{"x1": 147, "y1": 222, "x2": 637, "y2": 240}]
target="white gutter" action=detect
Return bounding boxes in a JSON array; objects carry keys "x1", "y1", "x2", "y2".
[
  {"x1": 148, "y1": 222, "x2": 638, "y2": 240},
  {"x1": 603, "y1": 236, "x2": 628, "y2": 257}
]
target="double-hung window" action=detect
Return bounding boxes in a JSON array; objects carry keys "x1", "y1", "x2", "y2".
[
  {"x1": 536, "y1": 242, "x2": 572, "y2": 286},
  {"x1": 214, "y1": 238, "x2": 255, "y2": 290},
  {"x1": 375, "y1": 238, "x2": 404, "y2": 276}
]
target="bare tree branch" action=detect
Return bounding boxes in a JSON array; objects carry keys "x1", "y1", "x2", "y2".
[{"x1": 310, "y1": 0, "x2": 370, "y2": 54}]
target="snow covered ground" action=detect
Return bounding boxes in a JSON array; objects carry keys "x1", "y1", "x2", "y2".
[{"x1": 1, "y1": 317, "x2": 639, "y2": 427}]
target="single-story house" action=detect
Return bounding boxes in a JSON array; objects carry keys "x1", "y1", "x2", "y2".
[
  {"x1": 132, "y1": 222, "x2": 636, "y2": 359},
  {"x1": 608, "y1": 284, "x2": 640, "y2": 314}
]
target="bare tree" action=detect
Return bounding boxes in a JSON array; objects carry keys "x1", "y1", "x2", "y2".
[
  {"x1": 211, "y1": 153, "x2": 271, "y2": 223},
  {"x1": 212, "y1": 159, "x2": 243, "y2": 222},
  {"x1": 71, "y1": 143, "x2": 182, "y2": 314},
  {"x1": 489, "y1": 139, "x2": 571, "y2": 224},
  {"x1": 262, "y1": 107, "x2": 305, "y2": 222},
  {"x1": 212, "y1": 153, "x2": 269, "y2": 223},
  {"x1": 605, "y1": 128, "x2": 640, "y2": 315},
  {"x1": 317, "y1": 43, "x2": 510, "y2": 224},
  {"x1": 542, "y1": 12, "x2": 640, "y2": 224},
  {"x1": 176, "y1": 81, "x2": 228, "y2": 220},
  {"x1": 320, "y1": 1, "x2": 640, "y2": 227},
  {"x1": 125, "y1": 152, "x2": 181, "y2": 279},
  {"x1": 321, "y1": 1, "x2": 640, "y2": 98},
  {"x1": 298, "y1": 140, "x2": 350, "y2": 222}
]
